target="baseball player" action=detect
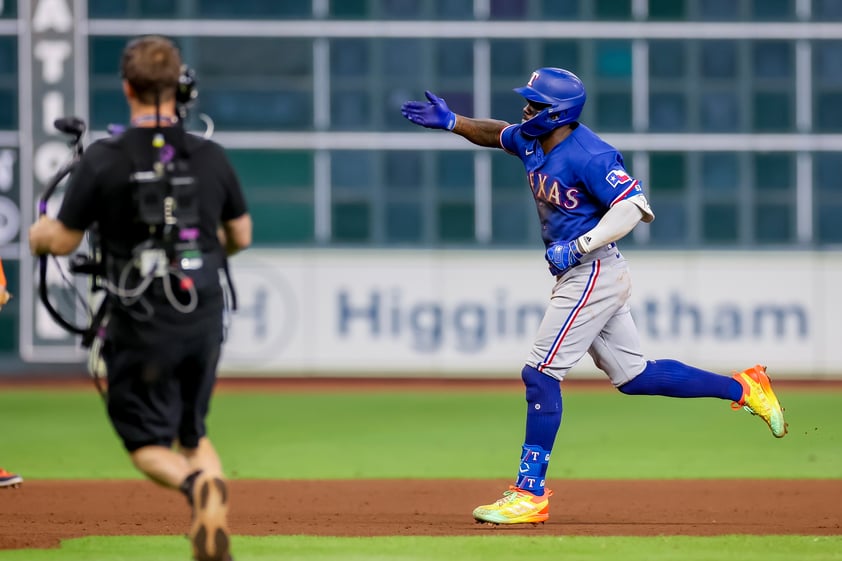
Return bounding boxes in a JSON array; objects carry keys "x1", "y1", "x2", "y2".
[{"x1": 401, "y1": 67, "x2": 787, "y2": 526}]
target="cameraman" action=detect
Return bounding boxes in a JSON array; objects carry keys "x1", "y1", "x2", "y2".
[{"x1": 29, "y1": 35, "x2": 250, "y2": 561}]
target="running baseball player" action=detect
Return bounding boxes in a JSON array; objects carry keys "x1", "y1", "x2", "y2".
[{"x1": 401, "y1": 67, "x2": 787, "y2": 526}]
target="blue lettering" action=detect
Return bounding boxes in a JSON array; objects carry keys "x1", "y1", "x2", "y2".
[
  {"x1": 337, "y1": 290, "x2": 380, "y2": 335},
  {"x1": 635, "y1": 293, "x2": 809, "y2": 340}
]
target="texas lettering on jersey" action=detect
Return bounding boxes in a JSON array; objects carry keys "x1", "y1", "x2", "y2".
[{"x1": 527, "y1": 171, "x2": 579, "y2": 209}]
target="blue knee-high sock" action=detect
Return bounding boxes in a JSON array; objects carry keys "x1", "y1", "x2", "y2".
[
  {"x1": 619, "y1": 359, "x2": 743, "y2": 401},
  {"x1": 519, "y1": 365, "x2": 562, "y2": 496}
]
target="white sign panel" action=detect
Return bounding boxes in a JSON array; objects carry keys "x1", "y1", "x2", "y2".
[{"x1": 220, "y1": 249, "x2": 841, "y2": 378}]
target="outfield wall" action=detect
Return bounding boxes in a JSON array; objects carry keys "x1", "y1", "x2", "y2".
[{"x1": 219, "y1": 249, "x2": 842, "y2": 379}]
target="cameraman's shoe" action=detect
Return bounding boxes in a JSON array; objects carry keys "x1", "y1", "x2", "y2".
[{"x1": 190, "y1": 472, "x2": 231, "y2": 561}]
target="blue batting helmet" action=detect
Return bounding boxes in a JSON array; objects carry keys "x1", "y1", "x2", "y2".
[{"x1": 514, "y1": 68, "x2": 586, "y2": 138}]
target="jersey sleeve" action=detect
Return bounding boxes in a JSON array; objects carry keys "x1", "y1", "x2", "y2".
[
  {"x1": 580, "y1": 151, "x2": 646, "y2": 210},
  {"x1": 56, "y1": 146, "x2": 103, "y2": 232},
  {"x1": 215, "y1": 146, "x2": 248, "y2": 221},
  {"x1": 499, "y1": 124, "x2": 521, "y2": 155}
]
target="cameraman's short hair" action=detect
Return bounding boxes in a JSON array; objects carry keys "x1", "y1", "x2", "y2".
[{"x1": 120, "y1": 35, "x2": 182, "y2": 105}]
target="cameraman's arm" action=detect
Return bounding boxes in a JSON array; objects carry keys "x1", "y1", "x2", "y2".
[
  {"x1": 29, "y1": 216, "x2": 85, "y2": 256},
  {"x1": 219, "y1": 213, "x2": 252, "y2": 256}
]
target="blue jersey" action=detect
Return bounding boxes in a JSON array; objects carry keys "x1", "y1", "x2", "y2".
[{"x1": 500, "y1": 122, "x2": 645, "y2": 249}]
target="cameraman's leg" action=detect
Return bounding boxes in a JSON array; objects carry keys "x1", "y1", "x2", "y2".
[
  {"x1": 104, "y1": 339, "x2": 193, "y2": 489},
  {"x1": 177, "y1": 328, "x2": 224, "y2": 477}
]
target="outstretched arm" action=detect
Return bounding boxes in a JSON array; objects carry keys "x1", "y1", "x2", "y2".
[{"x1": 401, "y1": 91, "x2": 510, "y2": 148}]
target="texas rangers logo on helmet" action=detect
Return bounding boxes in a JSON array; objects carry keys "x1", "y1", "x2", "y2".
[
  {"x1": 605, "y1": 169, "x2": 633, "y2": 188},
  {"x1": 527, "y1": 71, "x2": 540, "y2": 86}
]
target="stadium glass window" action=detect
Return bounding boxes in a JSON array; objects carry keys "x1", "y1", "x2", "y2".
[
  {"x1": 89, "y1": 90, "x2": 128, "y2": 130},
  {"x1": 491, "y1": 41, "x2": 529, "y2": 78},
  {"x1": 202, "y1": 90, "x2": 312, "y2": 131},
  {"x1": 649, "y1": 153, "x2": 686, "y2": 194},
  {"x1": 434, "y1": 0, "x2": 473, "y2": 19},
  {"x1": 814, "y1": 153, "x2": 842, "y2": 195},
  {"x1": 754, "y1": 203, "x2": 793, "y2": 244},
  {"x1": 650, "y1": 41, "x2": 686, "y2": 79},
  {"x1": 383, "y1": 39, "x2": 424, "y2": 78},
  {"x1": 385, "y1": 151, "x2": 423, "y2": 190},
  {"x1": 197, "y1": 0, "x2": 311, "y2": 18},
  {"x1": 541, "y1": 41, "x2": 580, "y2": 70},
  {"x1": 436, "y1": 40, "x2": 473, "y2": 77},
  {"x1": 438, "y1": 203, "x2": 475, "y2": 243},
  {"x1": 0, "y1": 1, "x2": 16, "y2": 17},
  {"x1": 227, "y1": 150, "x2": 314, "y2": 244},
  {"x1": 700, "y1": 41, "x2": 738, "y2": 79},
  {"x1": 331, "y1": 89, "x2": 371, "y2": 130},
  {"x1": 814, "y1": 93, "x2": 842, "y2": 132},
  {"x1": 649, "y1": 93, "x2": 687, "y2": 131},
  {"x1": 249, "y1": 193, "x2": 315, "y2": 244},
  {"x1": 594, "y1": 92, "x2": 632, "y2": 131},
  {"x1": 813, "y1": 0, "x2": 842, "y2": 20},
  {"x1": 88, "y1": 0, "x2": 179, "y2": 17},
  {"x1": 381, "y1": 0, "x2": 423, "y2": 18},
  {"x1": 813, "y1": 154, "x2": 842, "y2": 243},
  {"x1": 752, "y1": 41, "x2": 793, "y2": 80},
  {"x1": 699, "y1": 92, "x2": 739, "y2": 132},
  {"x1": 751, "y1": 0, "x2": 793, "y2": 20},
  {"x1": 649, "y1": 0, "x2": 685, "y2": 19},
  {"x1": 753, "y1": 92, "x2": 792, "y2": 132},
  {"x1": 332, "y1": 202, "x2": 371, "y2": 242},
  {"x1": 813, "y1": 42, "x2": 842, "y2": 132},
  {"x1": 435, "y1": 151, "x2": 474, "y2": 193},
  {"x1": 331, "y1": 40, "x2": 370, "y2": 78},
  {"x1": 329, "y1": 0, "x2": 367, "y2": 18},
  {"x1": 489, "y1": 0, "x2": 527, "y2": 19},
  {"x1": 386, "y1": 202, "x2": 423, "y2": 243},
  {"x1": 753, "y1": 153, "x2": 793, "y2": 191},
  {"x1": 491, "y1": 151, "x2": 526, "y2": 196},
  {"x1": 648, "y1": 201, "x2": 688, "y2": 245},
  {"x1": 702, "y1": 204, "x2": 739, "y2": 243},
  {"x1": 332, "y1": 151, "x2": 376, "y2": 191},
  {"x1": 0, "y1": 91, "x2": 14, "y2": 130},
  {"x1": 698, "y1": 0, "x2": 739, "y2": 20},
  {"x1": 0, "y1": 38, "x2": 16, "y2": 128},
  {"x1": 492, "y1": 198, "x2": 533, "y2": 245},
  {"x1": 595, "y1": 41, "x2": 632, "y2": 78},
  {"x1": 541, "y1": 0, "x2": 580, "y2": 19},
  {"x1": 817, "y1": 204, "x2": 842, "y2": 243},
  {"x1": 595, "y1": 0, "x2": 631, "y2": 19},
  {"x1": 814, "y1": 41, "x2": 842, "y2": 86},
  {"x1": 701, "y1": 153, "x2": 739, "y2": 193}
]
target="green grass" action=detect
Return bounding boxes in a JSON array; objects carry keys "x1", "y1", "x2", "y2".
[
  {"x1": 0, "y1": 388, "x2": 839, "y2": 479},
  {"x1": 0, "y1": 536, "x2": 841, "y2": 561},
  {"x1": 1, "y1": 387, "x2": 839, "y2": 561}
]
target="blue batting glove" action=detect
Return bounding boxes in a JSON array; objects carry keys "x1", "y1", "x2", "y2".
[
  {"x1": 401, "y1": 90, "x2": 457, "y2": 131},
  {"x1": 546, "y1": 240, "x2": 583, "y2": 274}
]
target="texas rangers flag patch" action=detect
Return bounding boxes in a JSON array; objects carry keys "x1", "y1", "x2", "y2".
[{"x1": 605, "y1": 169, "x2": 633, "y2": 188}]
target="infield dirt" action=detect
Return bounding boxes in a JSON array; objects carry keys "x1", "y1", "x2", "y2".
[{"x1": 1, "y1": 478, "x2": 841, "y2": 550}]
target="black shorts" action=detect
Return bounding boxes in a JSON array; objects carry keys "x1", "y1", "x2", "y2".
[{"x1": 103, "y1": 326, "x2": 223, "y2": 452}]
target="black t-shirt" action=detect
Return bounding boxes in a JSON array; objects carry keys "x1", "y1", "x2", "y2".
[{"x1": 58, "y1": 126, "x2": 248, "y2": 345}]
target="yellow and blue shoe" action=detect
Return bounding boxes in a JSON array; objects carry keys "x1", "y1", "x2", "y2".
[
  {"x1": 731, "y1": 365, "x2": 787, "y2": 438},
  {"x1": 473, "y1": 486, "x2": 553, "y2": 525}
]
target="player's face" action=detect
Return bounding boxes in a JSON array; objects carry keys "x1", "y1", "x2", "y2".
[{"x1": 523, "y1": 100, "x2": 550, "y2": 122}]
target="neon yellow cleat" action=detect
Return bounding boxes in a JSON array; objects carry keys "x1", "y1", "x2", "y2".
[
  {"x1": 473, "y1": 486, "x2": 553, "y2": 525},
  {"x1": 731, "y1": 365, "x2": 787, "y2": 438}
]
